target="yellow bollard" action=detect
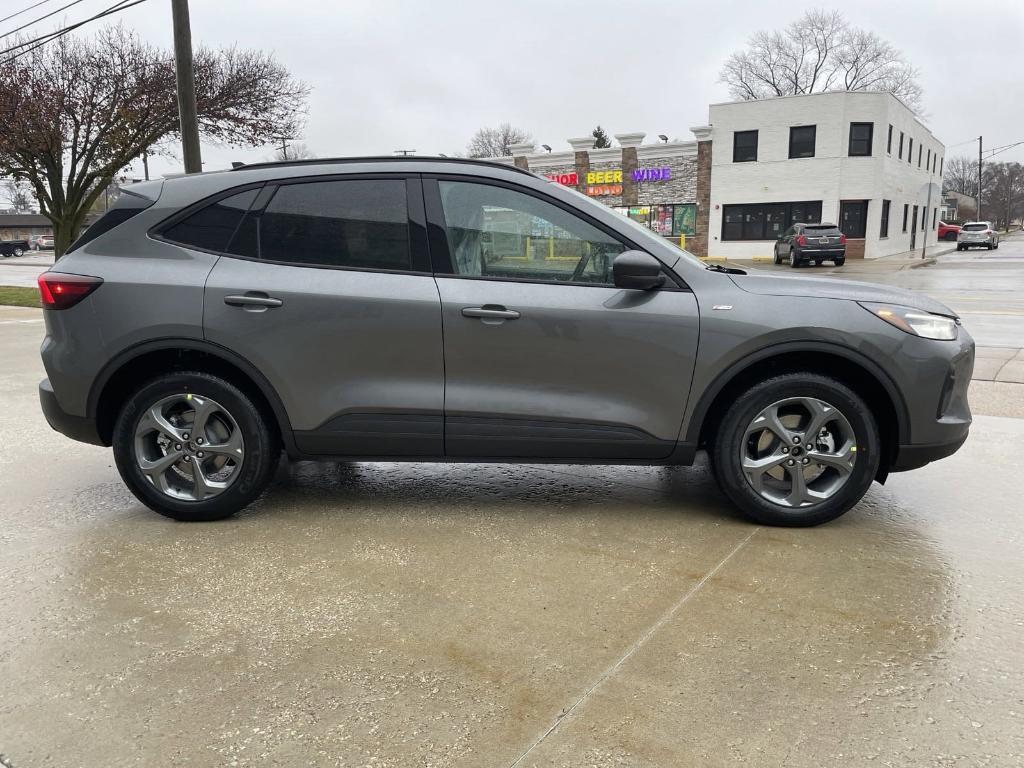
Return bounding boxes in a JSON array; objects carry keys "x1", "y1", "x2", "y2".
[{"x1": 679, "y1": 233, "x2": 686, "y2": 250}]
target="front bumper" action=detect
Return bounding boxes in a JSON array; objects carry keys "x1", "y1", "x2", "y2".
[{"x1": 39, "y1": 378, "x2": 105, "y2": 446}]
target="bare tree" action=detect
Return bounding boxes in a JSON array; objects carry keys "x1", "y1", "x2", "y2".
[
  {"x1": 0, "y1": 26, "x2": 309, "y2": 255},
  {"x1": 1, "y1": 177, "x2": 33, "y2": 212},
  {"x1": 720, "y1": 10, "x2": 922, "y2": 112},
  {"x1": 272, "y1": 141, "x2": 316, "y2": 162},
  {"x1": 466, "y1": 123, "x2": 532, "y2": 158},
  {"x1": 943, "y1": 156, "x2": 979, "y2": 198}
]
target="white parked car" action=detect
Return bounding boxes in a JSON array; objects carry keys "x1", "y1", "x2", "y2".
[
  {"x1": 32, "y1": 235, "x2": 55, "y2": 251},
  {"x1": 957, "y1": 222, "x2": 999, "y2": 251}
]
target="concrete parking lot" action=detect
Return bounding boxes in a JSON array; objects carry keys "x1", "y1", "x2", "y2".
[{"x1": 1, "y1": 246, "x2": 1023, "y2": 767}]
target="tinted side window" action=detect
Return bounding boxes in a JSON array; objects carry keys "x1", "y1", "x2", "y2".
[
  {"x1": 162, "y1": 189, "x2": 258, "y2": 253},
  {"x1": 254, "y1": 180, "x2": 410, "y2": 270},
  {"x1": 437, "y1": 181, "x2": 625, "y2": 285}
]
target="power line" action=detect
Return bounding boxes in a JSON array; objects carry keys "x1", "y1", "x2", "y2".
[
  {"x1": 0, "y1": 0, "x2": 58, "y2": 27},
  {"x1": 0, "y1": 0, "x2": 90, "y2": 40},
  {"x1": 1, "y1": 0, "x2": 148, "y2": 63}
]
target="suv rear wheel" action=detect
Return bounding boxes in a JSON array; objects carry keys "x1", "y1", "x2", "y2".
[
  {"x1": 711, "y1": 373, "x2": 880, "y2": 526},
  {"x1": 112, "y1": 372, "x2": 278, "y2": 521}
]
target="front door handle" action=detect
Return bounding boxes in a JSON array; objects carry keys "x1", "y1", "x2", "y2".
[
  {"x1": 224, "y1": 293, "x2": 283, "y2": 309},
  {"x1": 462, "y1": 306, "x2": 520, "y2": 320}
]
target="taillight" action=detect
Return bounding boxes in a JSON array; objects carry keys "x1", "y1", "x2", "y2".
[
  {"x1": 839, "y1": 233, "x2": 847, "y2": 244},
  {"x1": 797, "y1": 235, "x2": 807, "y2": 246},
  {"x1": 38, "y1": 272, "x2": 103, "y2": 310}
]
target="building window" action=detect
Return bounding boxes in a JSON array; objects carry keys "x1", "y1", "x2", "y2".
[
  {"x1": 926, "y1": 148, "x2": 931, "y2": 171},
  {"x1": 908, "y1": 137, "x2": 913, "y2": 163},
  {"x1": 902, "y1": 203, "x2": 909, "y2": 232},
  {"x1": 733, "y1": 130, "x2": 758, "y2": 162},
  {"x1": 940, "y1": 156, "x2": 944, "y2": 175},
  {"x1": 918, "y1": 145, "x2": 923, "y2": 168},
  {"x1": 899, "y1": 132, "x2": 904, "y2": 159},
  {"x1": 721, "y1": 201, "x2": 822, "y2": 241},
  {"x1": 788, "y1": 125, "x2": 817, "y2": 159},
  {"x1": 880, "y1": 200, "x2": 891, "y2": 238},
  {"x1": 921, "y1": 210, "x2": 925, "y2": 231},
  {"x1": 849, "y1": 123, "x2": 873, "y2": 156},
  {"x1": 839, "y1": 200, "x2": 869, "y2": 239},
  {"x1": 887, "y1": 124, "x2": 893, "y2": 154},
  {"x1": 932, "y1": 208, "x2": 937, "y2": 229}
]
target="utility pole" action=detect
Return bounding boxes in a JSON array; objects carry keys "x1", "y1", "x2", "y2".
[
  {"x1": 922, "y1": 181, "x2": 934, "y2": 259},
  {"x1": 141, "y1": 148, "x2": 150, "y2": 181},
  {"x1": 977, "y1": 135, "x2": 983, "y2": 220},
  {"x1": 171, "y1": 0, "x2": 202, "y2": 174},
  {"x1": 275, "y1": 136, "x2": 290, "y2": 160}
]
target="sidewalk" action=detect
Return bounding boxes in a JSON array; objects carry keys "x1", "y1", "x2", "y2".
[
  {"x1": 717, "y1": 243, "x2": 956, "y2": 274},
  {"x1": 974, "y1": 346, "x2": 1024, "y2": 383}
]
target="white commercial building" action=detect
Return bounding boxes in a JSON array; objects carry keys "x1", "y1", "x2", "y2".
[{"x1": 706, "y1": 91, "x2": 944, "y2": 260}]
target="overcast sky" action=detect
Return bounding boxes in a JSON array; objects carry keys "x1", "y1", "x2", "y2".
[{"x1": 11, "y1": 0, "x2": 1024, "y2": 177}]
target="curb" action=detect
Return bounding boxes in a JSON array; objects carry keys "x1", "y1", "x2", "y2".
[{"x1": 906, "y1": 258, "x2": 937, "y2": 270}]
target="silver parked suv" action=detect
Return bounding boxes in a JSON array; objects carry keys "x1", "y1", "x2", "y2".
[
  {"x1": 957, "y1": 221, "x2": 1000, "y2": 251},
  {"x1": 38, "y1": 158, "x2": 974, "y2": 526}
]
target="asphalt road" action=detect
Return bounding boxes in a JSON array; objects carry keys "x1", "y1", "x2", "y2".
[{"x1": 1, "y1": 299, "x2": 1023, "y2": 764}]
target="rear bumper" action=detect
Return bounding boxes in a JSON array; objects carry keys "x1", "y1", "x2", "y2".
[
  {"x1": 39, "y1": 378, "x2": 105, "y2": 446},
  {"x1": 795, "y1": 248, "x2": 845, "y2": 258}
]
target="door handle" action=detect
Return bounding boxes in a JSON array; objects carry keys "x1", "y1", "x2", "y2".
[
  {"x1": 462, "y1": 306, "x2": 520, "y2": 320},
  {"x1": 224, "y1": 293, "x2": 283, "y2": 309}
]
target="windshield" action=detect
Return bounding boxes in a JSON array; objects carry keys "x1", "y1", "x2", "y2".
[
  {"x1": 962, "y1": 223, "x2": 989, "y2": 231},
  {"x1": 549, "y1": 181, "x2": 704, "y2": 266}
]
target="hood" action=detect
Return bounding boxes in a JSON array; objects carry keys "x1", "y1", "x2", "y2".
[{"x1": 728, "y1": 273, "x2": 957, "y2": 317}]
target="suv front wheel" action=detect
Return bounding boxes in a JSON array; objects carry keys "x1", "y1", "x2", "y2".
[
  {"x1": 112, "y1": 372, "x2": 279, "y2": 521},
  {"x1": 711, "y1": 373, "x2": 880, "y2": 526}
]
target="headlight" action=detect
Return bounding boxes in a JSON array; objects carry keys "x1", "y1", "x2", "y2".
[{"x1": 859, "y1": 302, "x2": 959, "y2": 340}]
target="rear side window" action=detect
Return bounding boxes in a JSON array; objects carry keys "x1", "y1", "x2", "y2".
[
  {"x1": 231, "y1": 179, "x2": 410, "y2": 271},
  {"x1": 161, "y1": 189, "x2": 259, "y2": 253},
  {"x1": 67, "y1": 189, "x2": 154, "y2": 253}
]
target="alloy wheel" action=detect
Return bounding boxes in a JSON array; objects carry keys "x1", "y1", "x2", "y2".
[
  {"x1": 740, "y1": 396, "x2": 857, "y2": 509},
  {"x1": 134, "y1": 393, "x2": 244, "y2": 501}
]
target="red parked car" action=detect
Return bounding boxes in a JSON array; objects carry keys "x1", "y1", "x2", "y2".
[{"x1": 937, "y1": 221, "x2": 961, "y2": 241}]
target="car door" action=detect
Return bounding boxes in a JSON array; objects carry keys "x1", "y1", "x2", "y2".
[
  {"x1": 191, "y1": 175, "x2": 445, "y2": 457},
  {"x1": 777, "y1": 226, "x2": 795, "y2": 256},
  {"x1": 424, "y1": 177, "x2": 699, "y2": 459}
]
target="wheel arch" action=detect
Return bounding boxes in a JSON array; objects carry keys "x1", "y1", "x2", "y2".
[
  {"x1": 688, "y1": 342, "x2": 910, "y2": 476},
  {"x1": 89, "y1": 338, "x2": 296, "y2": 453}
]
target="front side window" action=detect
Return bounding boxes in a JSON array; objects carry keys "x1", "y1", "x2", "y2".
[
  {"x1": 849, "y1": 123, "x2": 873, "y2": 156},
  {"x1": 437, "y1": 181, "x2": 625, "y2": 284},
  {"x1": 733, "y1": 130, "x2": 758, "y2": 162},
  {"x1": 789, "y1": 125, "x2": 817, "y2": 158},
  {"x1": 229, "y1": 179, "x2": 410, "y2": 270}
]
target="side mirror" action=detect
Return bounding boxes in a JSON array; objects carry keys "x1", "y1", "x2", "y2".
[{"x1": 613, "y1": 250, "x2": 665, "y2": 291}]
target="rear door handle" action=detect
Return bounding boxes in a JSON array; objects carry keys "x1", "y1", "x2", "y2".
[
  {"x1": 462, "y1": 306, "x2": 520, "y2": 320},
  {"x1": 224, "y1": 293, "x2": 283, "y2": 309}
]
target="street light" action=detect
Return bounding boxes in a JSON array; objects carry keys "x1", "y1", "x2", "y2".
[
  {"x1": 658, "y1": 134, "x2": 669, "y2": 143},
  {"x1": 541, "y1": 144, "x2": 551, "y2": 152}
]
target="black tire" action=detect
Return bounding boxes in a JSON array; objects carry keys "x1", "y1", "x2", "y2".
[
  {"x1": 987, "y1": 243, "x2": 993, "y2": 250},
  {"x1": 710, "y1": 373, "x2": 881, "y2": 527},
  {"x1": 773, "y1": 246, "x2": 782, "y2": 265},
  {"x1": 945, "y1": 232, "x2": 957, "y2": 241},
  {"x1": 789, "y1": 249, "x2": 800, "y2": 268},
  {"x1": 113, "y1": 371, "x2": 279, "y2": 521},
  {"x1": 956, "y1": 245, "x2": 964, "y2": 251},
  {"x1": 994, "y1": 241, "x2": 999, "y2": 250},
  {"x1": 814, "y1": 259, "x2": 822, "y2": 266},
  {"x1": 834, "y1": 257, "x2": 845, "y2": 266},
  {"x1": 12, "y1": 247, "x2": 24, "y2": 257}
]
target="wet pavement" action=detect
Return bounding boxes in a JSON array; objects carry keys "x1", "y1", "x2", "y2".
[{"x1": 2, "y1": 307, "x2": 1023, "y2": 765}]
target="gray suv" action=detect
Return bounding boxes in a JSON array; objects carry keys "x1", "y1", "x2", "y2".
[{"x1": 38, "y1": 158, "x2": 974, "y2": 526}]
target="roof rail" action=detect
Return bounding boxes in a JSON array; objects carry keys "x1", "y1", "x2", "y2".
[{"x1": 231, "y1": 155, "x2": 535, "y2": 176}]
